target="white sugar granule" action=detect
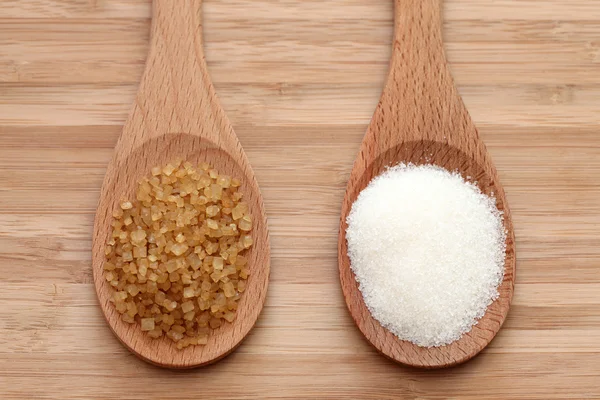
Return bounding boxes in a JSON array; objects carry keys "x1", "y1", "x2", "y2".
[{"x1": 346, "y1": 164, "x2": 506, "y2": 348}]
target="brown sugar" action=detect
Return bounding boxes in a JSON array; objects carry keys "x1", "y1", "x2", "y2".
[{"x1": 104, "y1": 160, "x2": 252, "y2": 349}]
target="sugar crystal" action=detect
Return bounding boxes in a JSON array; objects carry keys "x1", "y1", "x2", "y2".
[{"x1": 346, "y1": 164, "x2": 506, "y2": 347}]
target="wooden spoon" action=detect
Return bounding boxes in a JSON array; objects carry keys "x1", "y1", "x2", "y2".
[
  {"x1": 338, "y1": 0, "x2": 516, "y2": 369},
  {"x1": 92, "y1": 0, "x2": 270, "y2": 369}
]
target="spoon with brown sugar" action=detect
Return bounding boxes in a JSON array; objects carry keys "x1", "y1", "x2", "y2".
[
  {"x1": 92, "y1": 0, "x2": 270, "y2": 368},
  {"x1": 338, "y1": 0, "x2": 516, "y2": 368}
]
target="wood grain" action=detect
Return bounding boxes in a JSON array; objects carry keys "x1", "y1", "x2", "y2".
[
  {"x1": 92, "y1": 0, "x2": 270, "y2": 368},
  {"x1": 338, "y1": 0, "x2": 515, "y2": 368},
  {"x1": 1, "y1": 0, "x2": 600, "y2": 398}
]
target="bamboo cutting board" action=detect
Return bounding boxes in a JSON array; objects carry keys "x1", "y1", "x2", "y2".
[{"x1": 1, "y1": 1, "x2": 600, "y2": 398}]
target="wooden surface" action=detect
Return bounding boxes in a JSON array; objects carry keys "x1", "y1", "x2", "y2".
[
  {"x1": 0, "y1": 0, "x2": 599, "y2": 398},
  {"x1": 92, "y1": 0, "x2": 270, "y2": 368},
  {"x1": 339, "y1": 0, "x2": 515, "y2": 368}
]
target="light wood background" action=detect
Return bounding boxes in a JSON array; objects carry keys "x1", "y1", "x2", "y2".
[{"x1": 1, "y1": 0, "x2": 600, "y2": 398}]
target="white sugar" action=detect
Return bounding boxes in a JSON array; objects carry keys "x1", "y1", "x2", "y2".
[{"x1": 346, "y1": 164, "x2": 506, "y2": 347}]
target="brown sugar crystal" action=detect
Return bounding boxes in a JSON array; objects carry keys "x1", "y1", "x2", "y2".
[{"x1": 104, "y1": 160, "x2": 253, "y2": 349}]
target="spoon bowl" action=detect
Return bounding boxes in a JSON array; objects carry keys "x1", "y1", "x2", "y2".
[
  {"x1": 338, "y1": 0, "x2": 516, "y2": 368},
  {"x1": 92, "y1": 1, "x2": 270, "y2": 369},
  {"x1": 339, "y1": 140, "x2": 515, "y2": 368}
]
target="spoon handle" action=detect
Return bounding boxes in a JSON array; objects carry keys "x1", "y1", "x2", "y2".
[
  {"x1": 392, "y1": 0, "x2": 445, "y2": 73},
  {"x1": 120, "y1": 0, "x2": 235, "y2": 149},
  {"x1": 365, "y1": 0, "x2": 481, "y2": 156}
]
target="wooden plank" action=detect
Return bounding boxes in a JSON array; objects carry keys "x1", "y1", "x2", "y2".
[{"x1": 1, "y1": 0, "x2": 600, "y2": 397}]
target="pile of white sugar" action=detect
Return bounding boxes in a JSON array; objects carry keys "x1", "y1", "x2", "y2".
[{"x1": 346, "y1": 164, "x2": 506, "y2": 347}]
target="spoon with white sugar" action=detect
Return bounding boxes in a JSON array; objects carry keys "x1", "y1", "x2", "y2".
[
  {"x1": 92, "y1": 0, "x2": 270, "y2": 368},
  {"x1": 338, "y1": 0, "x2": 516, "y2": 368}
]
